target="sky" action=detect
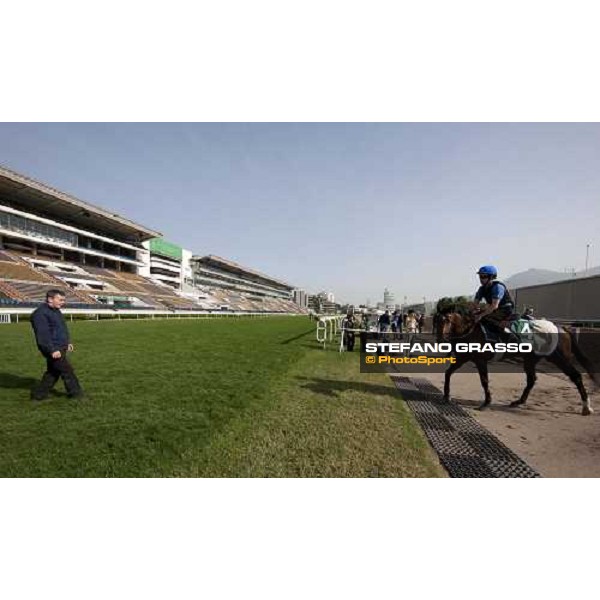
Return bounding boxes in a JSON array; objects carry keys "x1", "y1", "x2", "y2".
[{"x1": 0, "y1": 122, "x2": 599, "y2": 306}]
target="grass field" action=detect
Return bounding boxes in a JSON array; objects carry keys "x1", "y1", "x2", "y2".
[{"x1": 0, "y1": 316, "x2": 443, "y2": 477}]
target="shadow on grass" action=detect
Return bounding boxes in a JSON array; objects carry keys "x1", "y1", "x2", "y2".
[
  {"x1": 0, "y1": 372, "x2": 40, "y2": 390},
  {"x1": 296, "y1": 376, "x2": 398, "y2": 399},
  {"x1": 280, "y1": 329, "x2": 315, "y2": 345}
]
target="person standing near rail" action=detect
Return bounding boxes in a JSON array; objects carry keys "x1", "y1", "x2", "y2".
[
  {"x1": 390, "y1": 310, "x2": 401, "y2": 339},
  {"x1": 417, "y1": 313, "x2": 426, "y2": 333},
  {"x1": 343, "y1": 312, "x2": 361, "y2": 352},
  {"x1": 378, "y1": 310, "x2": 391, "y2": 337},
  {"x1": 30, "y1": 289, "x2": 85, "y2": 401},
  {"x1": 405, "y1": 310, "x2": 418, "y2": 333}
]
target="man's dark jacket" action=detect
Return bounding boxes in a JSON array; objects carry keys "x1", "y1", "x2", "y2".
[
  {"x1": 378, "y1": 313, "x2": 391, "y2": 326},
  {"x1": 31, "y1": 303, "x2": 70, "y2": 354}
]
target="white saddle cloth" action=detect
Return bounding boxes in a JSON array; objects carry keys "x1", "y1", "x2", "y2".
[{"x1": 520, "y1": 319, "x2": 560, "y2": 356}]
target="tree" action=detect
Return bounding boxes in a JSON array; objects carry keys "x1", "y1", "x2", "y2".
[{"x1": 436, "y1": 295, "x2": 471, "y2": 314}]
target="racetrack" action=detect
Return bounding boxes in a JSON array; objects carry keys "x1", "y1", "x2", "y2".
[{"x1": 404, "y1": 366, "x2": 600, "y2": 477}]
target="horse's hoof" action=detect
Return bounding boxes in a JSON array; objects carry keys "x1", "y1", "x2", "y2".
[
  {"x1": 582, "y1": 406, "x2": 593, "y2": 416},
  {"x1": 509, "y1": 401, "x2": 524, "y2": 408},
  {"x1": 442, "y1": 395, "x2": 451, "y2": 404},
  {"x1": 478, "y1": 403, "x2": 490, "y2": 411}
]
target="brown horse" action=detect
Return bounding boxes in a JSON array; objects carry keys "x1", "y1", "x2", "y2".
[{"x1": 436, "y1": 309, "x2": 598, "y2": 415}]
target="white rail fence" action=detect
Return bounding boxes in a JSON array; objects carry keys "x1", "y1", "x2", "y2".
[
  {"x1": 316, "y1": 316, "x2": 344, "y2": 348},
  {"x1": 0, "y1": 307, "x2": 303, "y2": 324},
  {"x1": 314, "y1": 315, "x2": 421, "y2": 353}
]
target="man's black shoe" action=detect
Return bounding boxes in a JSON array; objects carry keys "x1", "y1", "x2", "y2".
[
  {"x1": 68, "y1": 392, "x2": 87, "y2": 400},
  {"x1": 31, "y1": 395, "x2": 49, "y2": 402}
]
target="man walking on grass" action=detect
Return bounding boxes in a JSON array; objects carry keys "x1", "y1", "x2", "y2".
[{"x1": 30, "y1": 289, "x2": 84, "y2": 401}]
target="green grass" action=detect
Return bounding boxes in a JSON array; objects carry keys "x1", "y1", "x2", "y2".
[{"x1": 0, "y1": 317, "x2": 442, "y2": 477}]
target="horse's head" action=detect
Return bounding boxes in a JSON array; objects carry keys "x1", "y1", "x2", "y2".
[{"x1": 436, "y1": 311, "x2": 474, "y2": 341}]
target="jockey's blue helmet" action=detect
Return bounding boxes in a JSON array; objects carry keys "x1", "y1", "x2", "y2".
[{"x1": 476, "y1": 265, "x2": 498, "y2": 277}]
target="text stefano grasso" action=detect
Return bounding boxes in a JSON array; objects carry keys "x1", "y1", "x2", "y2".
[{"x1": 364, "y1": 342, "x2": 533, "y2": 354}]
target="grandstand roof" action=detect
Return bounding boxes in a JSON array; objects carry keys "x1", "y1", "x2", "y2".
[
  {"x1": 0, "y1": 164, "x2": 161, "y2": 243},
  {"x1": 192, "y1": 254, "x2": 293, "y2": 289}
]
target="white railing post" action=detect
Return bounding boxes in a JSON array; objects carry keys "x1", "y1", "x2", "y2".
[{"x1": 316, "y1": 318, "x2": 327, "y2": 347}]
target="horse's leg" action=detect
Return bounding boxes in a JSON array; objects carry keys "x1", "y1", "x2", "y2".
[
  {"x1": 510, "y1": 355, "x2": 539, "y2": 408},
  {"x1": 443, "y1": 357, "x2": 465, "y2": 403},
  {"x1": 548, "y1": 353, "x2": 593, "y2": 416},
  {"x1": 474, "y1": 358, "x2": 492, "y2": 410}
]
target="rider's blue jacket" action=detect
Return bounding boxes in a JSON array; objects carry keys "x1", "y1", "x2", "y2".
[{"x1": 475, "y1": 280, "x2": 514, "y2": 313}]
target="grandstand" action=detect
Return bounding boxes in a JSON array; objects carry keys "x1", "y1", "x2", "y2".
[
  {"x1": 189, "y1": 254, "x2": 303, "y2": 313},
  {"x1": 0, "y1": 165, "x2": 306, "y2": 314},
  {"x1": 140, "y1": 238, "x2": 190, "y2": 291}
]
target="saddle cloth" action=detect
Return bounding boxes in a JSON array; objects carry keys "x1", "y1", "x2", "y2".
[
  {"x1": 509, "y1": 318, "x2": 560, "y2": 356},
  {"x1": 479, "y1": 319, "x2": 559, "y2": 356}
]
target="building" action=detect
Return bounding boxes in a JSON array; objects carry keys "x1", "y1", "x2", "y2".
[
  {"x1": 383, "y1": 287, "x2": 395, "y2": 308},
  {"x1": 0, "y1": 165, "x2": 194, "y2": 309},
  {"x1": 190, "y1": 255, "x2": 293, "y2": 300},
  {"x1": 0, "y1": 164, "x2": 157, "y2": 273},
  {"x1": 189, "y1": 254, "x2": 301, "y2": 312},
  {"x1": 139, "y1": 238, "x2": 190, "y2": 290},
  {"x1": 293, "y1": 288, "x2": 308, "y2": 309},
  {"x1": 0, "y1": 165, "x2": 306, "y2": 314},
  {"x1": 511, "y1": 275, "x2": 600, "y2": 321},
  {"x1": 308, "y1": 291, "x2": 337, "y2": 314}
]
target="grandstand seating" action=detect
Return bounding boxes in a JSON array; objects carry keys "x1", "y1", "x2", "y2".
[
  {"x1": 89, "y1": 269, "x2": 198, "y2": 309},
  {"x1": 0, "y1": 254, "x2": 99, "y2": 304},
  {"x1": 0, "y1": 248, "x2": 308, "y2": 314},
  {"x1": 0, "y1": 261, "x2": 49, "y2": 283},
  {"x1": 0, "y1": 286, "x2": 15, "y2": 300},
  {"x1": 0, "y1": 250, "x2": 18, "y2": 262}
]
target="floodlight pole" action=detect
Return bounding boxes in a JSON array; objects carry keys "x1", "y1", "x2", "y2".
[{"x1": 585, "y1": 243, "x2": 591, "y2": 276}]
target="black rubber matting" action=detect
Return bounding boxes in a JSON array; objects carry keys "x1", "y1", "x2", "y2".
[{"x1": 392, "y1": 376, "x2": 540, "y2": 478}]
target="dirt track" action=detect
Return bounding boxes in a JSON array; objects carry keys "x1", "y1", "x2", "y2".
[{"x1": 407, "y1": 366, "x2": 600, "y2": 477}]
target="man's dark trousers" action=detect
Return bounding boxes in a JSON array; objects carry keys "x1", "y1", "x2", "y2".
[
  {"x1": 31, "y1": 347, "x2": 83, "y2": 400},
  {"x1": 346, "y1": 331, "x2": 356, "y2": 351}
]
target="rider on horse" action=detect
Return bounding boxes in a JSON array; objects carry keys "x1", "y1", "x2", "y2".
[{"x1": 473, "y1": 265, "x2": 520, "y2": 343}]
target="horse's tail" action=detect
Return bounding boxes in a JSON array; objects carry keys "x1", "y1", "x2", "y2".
[{"x1": 566, "y1": 327, "x2": 600, "y2": 388}]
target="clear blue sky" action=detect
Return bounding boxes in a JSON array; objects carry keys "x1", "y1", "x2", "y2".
[{"x1": 1, "y1": 123, "x2": 599, "y2": 305}]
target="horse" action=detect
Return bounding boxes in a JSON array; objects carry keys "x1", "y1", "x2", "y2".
[{"x1": 436, "y1": 307, "x2": 598, "y2": 415}]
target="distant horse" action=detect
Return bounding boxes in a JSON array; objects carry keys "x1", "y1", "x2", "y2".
[{"x1": 436, "y1": 308, "x2": 598, "y2": 414}]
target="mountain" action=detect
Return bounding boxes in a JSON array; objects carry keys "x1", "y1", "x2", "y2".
[{"x1": 505, "y1": 266, "x2": 600, "y2": 289}]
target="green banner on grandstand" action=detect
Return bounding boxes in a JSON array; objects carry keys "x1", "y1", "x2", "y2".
[{"x1": 149, "y1": 238, "x2": 183, "y2": 262}]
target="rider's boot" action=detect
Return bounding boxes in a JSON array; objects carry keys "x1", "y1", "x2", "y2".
[{"x1": 500, "y1": 328, "x2": 520, "y2": 345}]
